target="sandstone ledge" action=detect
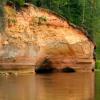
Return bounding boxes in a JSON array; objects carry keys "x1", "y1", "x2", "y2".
[{"x1": 0, "y1": 3, "x2": 95, "y2": 72}]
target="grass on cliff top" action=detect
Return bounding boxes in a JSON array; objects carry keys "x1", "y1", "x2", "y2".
[{"x1": 5, "y1": 6, "x2": 16, "y2": 16}]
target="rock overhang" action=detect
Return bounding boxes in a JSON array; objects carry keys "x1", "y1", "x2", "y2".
[{"x1": 0, "y1": 3, "x2": 95, "y2": 72}]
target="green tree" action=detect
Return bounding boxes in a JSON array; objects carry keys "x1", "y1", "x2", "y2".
[
  {"x1": 0, "y1": 0, "x2": 7, "y2": 32},
  {"x1": 7, "y1": 0, "x2": 25, "y2": 6}
]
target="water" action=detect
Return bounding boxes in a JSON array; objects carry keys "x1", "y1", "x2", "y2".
[{"x1": 0, "y1": 72, "x2": 95, "y2": 100}]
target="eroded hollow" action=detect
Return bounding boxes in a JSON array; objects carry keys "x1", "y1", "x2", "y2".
[
  {"x1": 35, "y1": 59, "x2": 54, "y2": 74},
  {"x1": 35, "y1": 59, "x2": 76, "y2": 74}
]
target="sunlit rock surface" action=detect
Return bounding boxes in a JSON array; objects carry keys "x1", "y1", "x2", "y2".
[{"x1": 0, "y1": 3, "x2": 95, "y2": 71}]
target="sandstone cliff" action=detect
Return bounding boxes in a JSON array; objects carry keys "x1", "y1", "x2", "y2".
[{"x1": 0, "y1": 4, "x2": 95, "y2": 71}]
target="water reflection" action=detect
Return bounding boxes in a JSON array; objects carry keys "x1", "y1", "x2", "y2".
[
  {"x1": 0, "y1": 75, "x2": 36, "y2": 100},
  {"x1": 0, "y1": 72, "x2": 94, "y2": 100}
]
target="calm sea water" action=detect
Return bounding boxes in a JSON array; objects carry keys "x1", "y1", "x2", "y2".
[{"x1": 0, "y1": 72, "x2": 96, "y2": 100}]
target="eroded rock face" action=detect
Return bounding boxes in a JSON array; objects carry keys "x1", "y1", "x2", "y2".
[{"x1": 0, "y1": 4, "x2": 95, "y2": 71}]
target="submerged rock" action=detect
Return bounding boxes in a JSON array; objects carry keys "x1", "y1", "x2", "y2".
[{"x1": 0, "y1": 3, "x2": 95, "y2": 72}]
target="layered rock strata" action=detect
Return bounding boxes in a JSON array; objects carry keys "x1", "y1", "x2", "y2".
[{"x1": 0, "y1": 4, "x2": 95, "y2": 71}]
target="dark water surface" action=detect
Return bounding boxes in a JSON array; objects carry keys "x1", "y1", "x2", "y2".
[{"x1": 0, "y1": 72, "x2": 95, "y2": 100}]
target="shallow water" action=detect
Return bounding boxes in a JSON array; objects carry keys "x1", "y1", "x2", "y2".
[{"x1": 0, "y1": 72, "x2": 95, "y2": 100}]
